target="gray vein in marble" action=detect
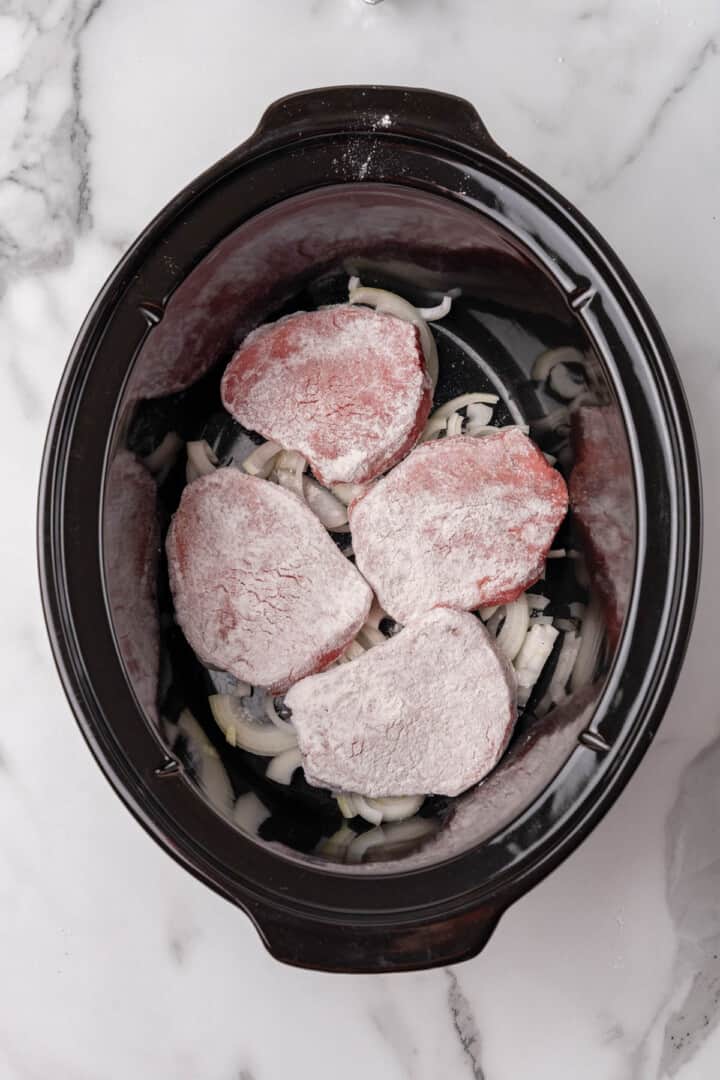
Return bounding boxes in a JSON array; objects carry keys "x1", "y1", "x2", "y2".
[
  {"x1": 445, "y1": 969, "x2": 485, "y2": 1080},
  {"x1": 368, "y1": 995, "x2": 419, "y2": 1078},
  {"x1": 0, "y1": 0, "x2": 103, "y2": 287},
  {"x1": 592, "y1": 36, "x2": 719, "y2": 192},
  {"x1": 626, "y1": 735, "x2": 720, "y2": 1078},
  {"x1": 236, "y1": 1069, "x2": 255, "y2": 1080},
  {"x1": 5, "y1": 352, "x2": 45, "y2": 421}
]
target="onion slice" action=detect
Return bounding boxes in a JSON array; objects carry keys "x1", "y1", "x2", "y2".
[
  {"x1": 363, "y1": 794, "x2": 424, "y2": 822},
  {"x1": 176, "y1": 709, "x2": 234, "y2": 815},
  {"x1": 186, "y1": 439, "x2": 219, "y2": 483},
  {"x1": 531, "y1": 346, "x2": 585, "y2": 382},
  {"x1": 495, "y1": 594, "x2": 530, "y2": 661},
  {"x1": 302, "y1": 476, "x2": 348, "y2": 529},
  {"x1": 274, "y1": 450, "x2": 307, "y2": 497},
  {"x1": 431, "y1": 392, "x2": 499, "y2": 422},
  {"x1": 417, "y1": 295, "x2": 452, "y2": 321},
  {"x1": 233, "y1": 791, "x2": 270, "y2": 834},
  {"x1": 208, "y1": 694, "x2": 297, "y2": 755},
  {"x1": 356, "y1": 624, "x2": 387, "y2": 649},
  {"x1": 419, "y1": 415, "x2": 448, "y2": 443},
  {"x1": 570, "y1": 596, "x2": 605, "y2": 691},
  {"x1": 445, "y1": 411, "x2": 464, "y2": 437},
  {"x1": 242, "y1": 440, "x2": 283, "y2": 478},
  {"x1": 266, "y1": 747, "x2": 303, "y2": 785},
  {"x1": 549, "y1": 362, "x2": 587, "y2": 400},
  {"x1": 514, "y1": 624, "x2": 559, "y2": 706}
]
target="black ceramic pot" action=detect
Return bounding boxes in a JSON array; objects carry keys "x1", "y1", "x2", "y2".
[{"x1": 38, "y1": 86, "x2": 701, "y2": 972}]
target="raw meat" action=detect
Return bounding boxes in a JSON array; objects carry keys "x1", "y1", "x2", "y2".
[
  {"x1": 286, "y1": 607, "x2": 517, "y2": 798},
  {"x1": 349, "y1": 430, "x2": 568, "y2": 623},
  {"x1": 221, "y1": 305, "x2": 431, "y2": 485},
  {"x1": 569, "y1": 406, "x2": 634, "y2": 646},
  {"x1": 166, "y1": 469, "x2": 372, "y2": 692}
]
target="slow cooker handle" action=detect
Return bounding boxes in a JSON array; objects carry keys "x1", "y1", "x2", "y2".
[
  {"x1": 252, "y1": 904, "x2": 502, "y2": 973},
  {"x1": 246, "y1": 85, "x2": 504, "y2": 157}
]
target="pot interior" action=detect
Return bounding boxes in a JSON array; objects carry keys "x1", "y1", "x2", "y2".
[{"x1": 102, "y1": 184, "x2": 635, "y2": 871}]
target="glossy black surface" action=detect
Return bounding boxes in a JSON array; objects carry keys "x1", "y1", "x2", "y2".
[{"x1": 38, "y1": 86, "x2": 701, "y2": 972}]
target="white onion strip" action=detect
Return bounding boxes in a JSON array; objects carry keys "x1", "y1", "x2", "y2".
[
  {"x1": 302, "y1": 476, "x2": 348, "y2": 529},
  {"x1": 570, "y1": 596, "x2": 605, "y2": 692},
  {"x1": 274, "y1": 450, "x2": 307, "y2": 497},
  {"x1": 531, "y1": 346, "x2": 585, "y2": 382},
  {"x1": 233, "y1": 791, "x2": 270, "y2": 834},
  {"x1": 208, "y1": 694, "x2": 297, "y2": 755},
  {"x1": 466, "y1": 402, "x2": 494, "y2": 425},
  {"x1": 357, "y1": 624, "x2": 387, "y2": 649},
  {"x1": 549, "y1": 363, "x2": 587, "y2": 400},
  {"x1": 186, "y1": 439, "x2": 218, "y2": 483},
  {"x1": 515, "y1": 624, "x2": 559, "y2": 706},
  {"x1": 431, "y1": 392, "x2": 499, "y2": 422},
  {"x1": 445, "y1": 411, "x2": 464, "y2": 437},
  {"x1": 266, "y1": 747, "x2": 302, "y2": 785},
  {"x1": 419, "y1": 415, "x2": 448, "y2": 443},
  {"x1": 242, "y1": 440, "x2": 283, "y2": 478},
  {"x1": 495, "y1": 595, "x2": 530, "y2": 661},
  {"x1": 417, "y1": 295, "x2": 452, "y2": 321}
]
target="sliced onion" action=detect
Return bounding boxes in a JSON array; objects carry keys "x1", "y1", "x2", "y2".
[
  {"x1": 547, "y1": 548, "x2": 566, "y2": 559},
  {"x1": 495, "y1": 594, "x2": 530, "y2": 661},
  {"x1": 570, "y1": 596, "x2": 605, "y2": 692},
  {"x1": 316, "y1": 823, "x2": 356, "y2": 858},
  {"x1": 549, "y1": 362, "x2": 587, "y2": 400},
  {"x1": 547, "y1": 631, "x2": 582, "y2": 705},
  {"x1": 570, "y1": 601, "x2": 587, "y2": 620},
  {"x1": 363, "y1": 794, "x2": 424, "y2": 822},
  {"x1": 353, "y1": 795, "x2": 384, "y2": 826},
  {"x1": 177, "y1": 709, "x2": 234, "y2": 814},
  {"x1": 417, "y1": 295, "x2": 452, "y2": 321},
  {"x1": 186, "y1": 439, "x2": 219, "y2": 483},
  {"x1": 514, "y1": 624, "x2": 559, "y2": 706},
  {"x1": 336, "y1": 793, "x2": 358, "y2": 819},
  {"x1": 544, "y1": 452, "x2": 557, "y2": 466},
  {"x1": 419, "y1": 415, "x2": 448, "y2": 443},
  {"x1": 348, "y1": 285, "x2": 439, "y2": 388},
  {"x1": 210, "y1": 671, "x2": 252, "y2": 697},
  {"x1": 331, "y1": 482, "x2": 366, "y2": 506},
  {"x1": 346, "y1": 825, "x2": 388, "y2": 864},
  {"x1": 357, "y1": 624, "x2": 387, "y2": 649},
  {"x1": 242, "y1": 440, "x2": 283, "y2": 478},
  {"x1": 479, "y1": 604, "x2": 499, "y2": 620},
  {"x1": 445, "y1": 411, "x2": 464, "y2": 437},
  {"x1": 526, "y1": 594, "x2": 550, "y2": 611},
  {"x1": 266, "y1": 747, "x2": 302, "y2": 785},
  {"x1": 274, "y1": 450, "x2": 307, "y2": 497},
  {"x1": 144, "y1": 431, "x2": 184, "y2": 480},
  {"x1": 208, "y1": 694, "x2": 297, "y2": 755},
  {"x1": 531, "y1": 346, "x2": 585, "y2": 382},
  {"x1": 533, "y1": 615, "x2": 555, "y2": 625},
  {"x1": 431, "y1": 392, "x2": 499, "y2": 422},
  {"x1": 347, "y1": 275, "x2": 361, "y2": 293},
  {"x1": 466, "y1": 402, "x2": 494, "y2": 425},
  {"x1": 338, "y1": 640, "x2": 366, "y2": 663},
  {"x1": 302, "y1": 476, "x2": 348, "y2": 528},
  {"x1": 264, "y1": 695, "x2": 295, "y2": 734},
  {"x1": 233, "y1": 791, "x2": 270, "y2": 834}
]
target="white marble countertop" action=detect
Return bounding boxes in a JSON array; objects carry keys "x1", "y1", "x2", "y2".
[{"x1": 2, "y1": 0, "x2": 719, "y2": 1076}]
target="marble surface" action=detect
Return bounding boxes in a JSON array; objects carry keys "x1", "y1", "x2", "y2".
[{"x1": 2, "y1": 0, "x2": 719, "y2": 1076}]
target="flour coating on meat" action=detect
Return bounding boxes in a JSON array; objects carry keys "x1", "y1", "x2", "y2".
[
  {"x1": 221, "y1": 305, "x2": 431, "y2": 485},
  {"x1": 349, "y1": 430, "x2": 568, "y2": 623},
  {"x1": 286, "y1": 608, "x2": 517, "y2": 798},
  {"x1": 166, "y1": 469, "x2": 372, "y2": 692}
]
